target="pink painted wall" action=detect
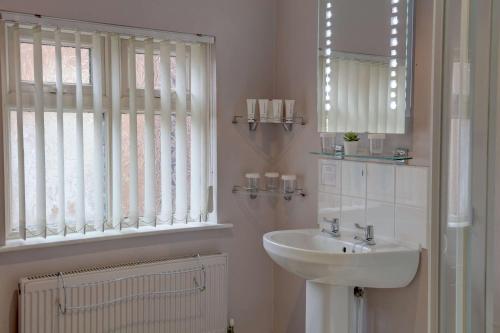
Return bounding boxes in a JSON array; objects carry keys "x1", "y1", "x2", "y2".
[
  {"x1": 0, "y1": 0, "x2": 433, "y2": 332},
  {"x1": 0, "y1": 0, "x2": 279, "y2": 332},
  {"x1": 271, "y1": 0, "x2": 433, "y2": 331}
]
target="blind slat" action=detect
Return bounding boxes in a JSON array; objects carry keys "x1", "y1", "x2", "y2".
[
  {"x1": 110, "y1": 34, "x2": 121, "y2": 228},
  {"x1": 159, "y1": 41, "x2": 172, "y2": 223},
  {"x1": 54, "y1": 28, "x2": 65, "y2": 234},
  {"x1": 330, "y1": 58, "x2": 339, "y2": 132},
  {"x1": 377, "y1": 66, "x2": 388, "y2": 133},
  {"x1": 200, "y1": 44, "x2": 209, "y2": 220},
  {"x1": 357, "y1": 62, "x2": 369, "y2": 131},
  {"x1": 75, "y1": 32, "x2": 86, "y2": 232},
  {"x1": 396, "y1": 65, "x2": 406, "y2": 133},
  {"x1": 143, "y1": 38, "x2": 155, "y2": 224},
  {"x1": 190, "y1": 44, "x2": 203, "y2": 221},
  {"x1": 175, "y1": 43, "x2": 188, "y2": 223},
  {"x1": 337, "y1": 60, "x2": 348, "y2": 131},
  {"x1": 347, "y1": 61, "x2": 358, "y2": 131},
  {"x1": 92, "y1": 33, "x2": 105, "y2": 231},
  {"x1": 368, "y1": 66, "x2": 379, "y2": 133},
  {"x1": 13, "y1": 24, "x2": 26, "y2": 239},
  {"x1": 33, "y1": 26, "x2": 47, "y2": 236},
  {"x1": 127, "y1": 37, "x2": 139, "y2": 227}
]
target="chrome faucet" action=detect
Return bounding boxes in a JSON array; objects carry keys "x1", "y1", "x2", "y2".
[
  {"x1": 321, "y1": 217, "x2": 341, "y2": 238},
  {"x1": 354, "y1": 223, "x2": 376, "y2": 245}
]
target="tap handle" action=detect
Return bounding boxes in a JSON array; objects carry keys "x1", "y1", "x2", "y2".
[
  {"x1": 365, "y1": 225, "x2": 374, "y2": 240},
  {"x1": 323, "y1": 217, "x2": 339, "y2": 225},
  {"x1": 354, "y1": 223, "x2": 374, "y2": 240},
  {"x1": 323, "y1": 217, "x2": 340, "y2": 232},
  {"x1": 354, "y1": 223, "x2": 365, "y2": 230}
]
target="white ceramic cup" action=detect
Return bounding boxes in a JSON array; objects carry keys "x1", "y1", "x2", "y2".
[
  {"x1": 272, "y1": 99, "x2": 283, "y2": 123},
  {"x1": 259, "y1": 99, "x2": 269, "y2": 122},
  {"x1": 246, "y1": 99, "x2": 257, "y2": 122},
  {"x1": 285, "y1": 100, "x2": 295, "y2": 123}
]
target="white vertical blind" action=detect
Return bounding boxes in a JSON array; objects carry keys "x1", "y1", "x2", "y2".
[
  {"x1": 200, "y1": 45, "x2": 209, "y2": 220},
  {"x1": 12, "y1": 24, "x2": 26, "y2": 239},
  {"x1": 33, "y1": 25, "x2": 46, "y2": 236},
  {"x1": 357, "y1": 62, "x2": 369, "y2": 132},
  {"x1": 54, "y1": 28, "x2": 65, "y2": 233},
  {"x1": 324, "y1": 57, "x2": 403, "y2": 133},
  {"x1": 175, "y1": 43, "x2": 188, "y2": 223},
  {"x1": 110, "y1": 34, "x2": 121, "y2": 228},
  {"x1": 190, "y1": 44, "x2": 203, "y2": 221},
  {"x1": 143, "y1": 38, "x2": 155, "y2": 224},
  {"x1": 92, "y1": 33, "x2": 105, "y2": 231},
  {"x1": 159, "y1": 41, "x2": 172, "y2": 223},
  {"x1": 367, "y1": 66, "x2": 379, "y2": 133},
  {"x1": 336, "y1": 60, "x2": 347, "y2": 130},
  {"x1": 127, "y1": 37, "x2": 139, "y2": 227},
  {"x1": 1, "y1": 15, "x2": 215, "y2": 242},
  {"x1": 104, "y1": 33, "x2": 112, "y2": 226},
  {"x1": 74, "y1": 32, "x2": 86, "y2": 232},
  {"x1": 376, "y1": 65, "x2": 389, "y2": 132}
]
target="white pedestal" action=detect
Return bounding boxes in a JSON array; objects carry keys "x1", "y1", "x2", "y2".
[{"x1": 306, "y1": 282, "x2": 360, "y2": 333}]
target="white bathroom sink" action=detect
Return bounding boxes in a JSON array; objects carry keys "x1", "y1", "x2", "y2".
[{"x1": 263, "y1": 229, "x2": 420, "y2": 288}]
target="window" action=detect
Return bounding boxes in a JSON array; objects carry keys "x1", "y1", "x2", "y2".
[{"x1": 0, "y1": 13, "x2": 216, "y2": 244}]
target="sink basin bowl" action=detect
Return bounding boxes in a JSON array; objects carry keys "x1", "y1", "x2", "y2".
[{"x1": 263, "y1": 229, "x2": 420, "y2": 288}]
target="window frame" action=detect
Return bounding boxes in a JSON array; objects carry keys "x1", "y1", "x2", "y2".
[{"x1": 0, "y1": 11, "x2": 219, "y2": 247}]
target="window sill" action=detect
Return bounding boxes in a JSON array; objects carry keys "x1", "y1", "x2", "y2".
[{"x1": 0, "y1": 223, "x2": 233, "y2": 253}]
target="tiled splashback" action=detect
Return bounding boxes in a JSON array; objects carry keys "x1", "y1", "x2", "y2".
[{"x1": 318, "y1": 159, "x2": 429, "y2": 248}]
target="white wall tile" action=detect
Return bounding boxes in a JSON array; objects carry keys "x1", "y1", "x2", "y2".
[
  {"x1": 366, "y1": 200, "x2": 395, "y2": 239},
  {"x1": 395, "y1": 166, "x2": 429, "y2": 208},
  {"x1": 317, "y1": 161, "x2": 429, "y2": 246},
  {"x1": 395, "y1": 205, "x2": 427, "y2": 248},
  {"x1": 318, "y1": 192, "x2": 341, "y2": 226},
  {"x1": 341, "y1": 196, "x2": 366, "y2": 231},
  {"x1": 318, "y1": 159, "x2": 341, "y2": 194},
  {"x1": 367, "y1": 164, "x2": 395, "y2": 203},
  {"x1": 341, "y1": 161, "x2": 366, "y2": 198}
]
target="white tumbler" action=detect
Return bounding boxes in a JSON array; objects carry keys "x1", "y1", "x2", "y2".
[
  {"x1": 247, "y1": 99, "x2": 257, "y2": 123},
  {"x1": 272, "y1": 99, "x2": 283, "y2": 123},
  {"x1": 259, "y1": 99, "x2": 269, "y2": 123},
  {"x1": 285, "y1": 100, "x2": 295, "y2": 123}
]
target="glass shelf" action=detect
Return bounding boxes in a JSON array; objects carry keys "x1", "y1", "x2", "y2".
[
  {"x1": 232, "y1": 115, "x2": 306, "y2": 131},
  {"x1": 310, "y1": 151, "x2": 412, "y2": 164},
  {"x1": 232, "y1": 185, "x2": 306, "y2": 200}
]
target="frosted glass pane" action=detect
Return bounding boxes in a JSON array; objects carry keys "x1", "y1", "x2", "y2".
[
  {"x1": 135, "y1": 54, "x2": 176, "y2": 90},
  {"x1": 20, "y1": 43, "x2": 91, "y2": 84}
]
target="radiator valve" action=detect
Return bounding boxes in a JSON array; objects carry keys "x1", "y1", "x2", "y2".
[{"x1": 227, "y1": 318, "x2": 235, "y2": 333}]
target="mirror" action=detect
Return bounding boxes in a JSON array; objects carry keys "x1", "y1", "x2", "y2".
[{"x1": 317, "y1": 0, "x2": 414, "y2": 134}]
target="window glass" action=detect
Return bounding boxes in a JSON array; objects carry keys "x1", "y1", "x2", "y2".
[
  {"x1": 20, "y1": 42, "x2": 91, "y2": 84},
  {"x1": 135, "y1": 53, "x2": 176, "y2": 90}
]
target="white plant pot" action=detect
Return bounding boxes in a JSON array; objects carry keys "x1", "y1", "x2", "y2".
[{"x1": 344, "y1": 141, "x2": 359, "y2": 155}]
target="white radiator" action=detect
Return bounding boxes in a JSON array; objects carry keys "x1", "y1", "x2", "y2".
[{"x1": 19, "y1": 253, "x2": 228, "y2": 333}]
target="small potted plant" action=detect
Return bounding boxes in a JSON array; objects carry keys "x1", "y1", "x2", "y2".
[{"x1": 343, "y1": 131, "x2": 360, "y2": 155}]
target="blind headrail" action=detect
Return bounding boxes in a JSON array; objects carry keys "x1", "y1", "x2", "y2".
[{"x1": 0, "y1": 11, "x2": 215, "y2": 44}]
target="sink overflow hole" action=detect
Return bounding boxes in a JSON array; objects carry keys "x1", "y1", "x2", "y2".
[{"x1": 342, "y1": 247, "x2": 347, "y2": 253}]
